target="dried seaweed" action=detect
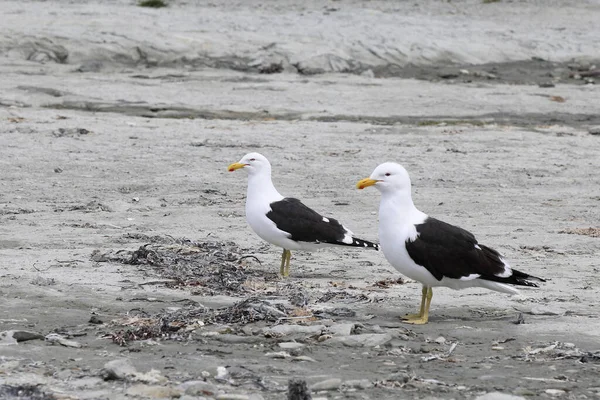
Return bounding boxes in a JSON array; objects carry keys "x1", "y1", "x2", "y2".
[
  {"x1": 522, "y1": 341, "x2": 600, "y2": 363},
  {"x1": 559, "y1": 227, "x2": 600, "y2": 238},
  {"x1": 206, "y1": 297, "x2": 289, "y2": 325},
  {"x1": 92, "y1": 238, "x2": 274, "y2": 294},
  {"x1": 108, "y1": 297, "x2": 292, "y2": 345},
  {"x1": 316, "y1": 290, "x2": 370, "y2": 303},
  {"x1": 0, "y1": 385, "x2": 55, "y2": 400}
]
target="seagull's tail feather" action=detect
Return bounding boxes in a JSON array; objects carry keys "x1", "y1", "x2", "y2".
[
  {"x1": 344, "y1": 237, "x2": 380, "y2": 250},
  {"x1": 482, "y1": 268, "x2": 546, "y2": 288}
]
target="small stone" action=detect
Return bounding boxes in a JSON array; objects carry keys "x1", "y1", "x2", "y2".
[
  {"x1": 266, "y1": 351, "x2": 291, "y2": 359},
  {"x1": 545, "y1": 389, "x2": 566, "y2": 396},
  {"x1": 342, "y1": 379, "x2": 372, "y2": 389},
  {"x1": 317, "y1": 334, "x2": 332, "y2": 342},
  {"x1": 4, "y1": 330, "x2": 44, "y2": 342},
  {"x1": 126, "y1": 384, "x2": 182, "y2": 398},
  {"x1": 326, "y1": 333, "x2": 392, "y2": 347},
  {"x1": 475, "y1": 392, "x2": 526, "y2": 400},
  {"x1": 216, "y1": 395, "x2": 250, "y2": 400},
  {"x1": 459, "y1": 69, "x2": 470, "y2": 75},
  {"x1": 530, "y1": 306, "x2": 563, "y2": 316},
  {"x1": 216, "y1": 366, "x2": 229, "y2": 380},
  {"x1": 133, "y1": 369, "x2": 168, "y2": 384},
  {"x1": 45, "y1": 333, "x2": 82, "y2": 348},
  {"x1": 101, "y1": 359, "x2": 137, "y2": 380},
  {"x1": 54, "y1": 167, "x2": 63, "y2": 173},
  {"x1": 292, "y1": 356, "x2": 317, "y2": 362},
  {"x1": 360, "y1": 69, "x2": 375, "y2": 78},
  {"x1": 439, "y1": 72, "x2": 459, "y2": 79},
  {"x1": 434, "y1": 336, "x2": 446, "y2": 344},
  {"x1": 327, "y1": 323, "x2": 354, "y2": 336},
  {"x1": 278, "y1": 342, "x2": 305, "y2": 350},
  {"x1": 588, "y1": 126, "x2": 600, "y2": 135},
  {"x1": 538, "y1": 82, "x2": 555, "y2": 88},
  {"x1": 311, "y1": 378, "x2": 342, "y2": 391},
  {"x1": 179, "y1": 380, "x2": 218, "y2": 396},
  {"x1": 89, "y1": 316, "x2": 103, "y2": 324},
  {"x1": 241, "y1": 326, "x2": 254, "y2": 336},
  {"x1": 385, "y1": 372, "x2": 411, "y2": 383},
  {"x1": 264, "y1": 325, "x2": 325, "y2": 336}
]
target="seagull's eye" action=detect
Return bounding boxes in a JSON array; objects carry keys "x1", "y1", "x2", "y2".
[
  {"x1": 249, "y1": 158, "x2": 256, "y2": 162},
  {"x1": 385, "y1": 172, "x2": 391, "y2": 177}
]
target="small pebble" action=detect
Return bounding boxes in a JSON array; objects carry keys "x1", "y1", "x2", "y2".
[
  {"x1": 311, "y1": 378, "x2": 342, "y2": 391},
  {"x1": 434, "y1": 336, "x2": 446, "y2": 344},
  {"x1": 545, "y1": 389, "x2": 566, "y2": 396}
]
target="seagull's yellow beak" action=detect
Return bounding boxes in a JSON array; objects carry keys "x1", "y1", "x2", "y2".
[
  {"x1": 356, "y1": 178, "x2": 378, "y2": 189},
  {"x1": 228, "y1": 162, "x2": 246, "y2": 172}
]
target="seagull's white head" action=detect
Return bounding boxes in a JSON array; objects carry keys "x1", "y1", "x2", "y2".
[
  {"x1": 356, "y1": 162, "x2": 412, "y2": 194},
  {"x1": 228, "y1": 152, "x2": 271, "y2": 176}
]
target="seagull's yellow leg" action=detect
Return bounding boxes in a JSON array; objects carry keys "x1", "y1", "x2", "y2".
[
  {"x1": 403, "y1": 287, "x2": 432, "y2": 325},
  {"x1": 283, "y1": 250, "x2": 292, "y2": 277},
  {"x1": 279, "y1": 249, "x2": 287, "y2": 276},
  {"x1": 402, "y1": 286, "x2": 428, "y2": 320}
]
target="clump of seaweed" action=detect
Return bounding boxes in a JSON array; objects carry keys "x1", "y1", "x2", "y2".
[
  {"x1": 0, "y1": 384, "x2": 55, "y2": 400},
  {"x1": 559, "y1": 227, "x2": 600, "y2": 238},
  {"x1": 92, "y1": 237, "x2": 276, "y2": 295},
  {"x1": 108, "y1": 297, "x2": 292, "y2": 346}
]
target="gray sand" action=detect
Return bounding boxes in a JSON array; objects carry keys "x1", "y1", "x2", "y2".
[{"x1": 1, "y1": 1, "x2": 600, "y2": 399}]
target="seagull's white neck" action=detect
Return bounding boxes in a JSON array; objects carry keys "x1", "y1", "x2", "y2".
[
  {"x1": 246, "y1": 169, "x2": 284, "y2": 206},
  {"x1": 378, "y1": 188, "x2": 427, "y2": 228}
]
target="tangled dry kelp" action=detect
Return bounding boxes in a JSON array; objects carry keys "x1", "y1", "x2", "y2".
[
  {"x1": 109, "y1": 297, "x2": 294, "y2": 345},
  {"x1": 92, "y1": 236, "x2": 276, "y2": 294},
  {"x1": 0, "y1": 385, "x2": 56, "y2": 400},
  {"x1": 559, "y1": 227, "x2": 600, "y2": 238}
]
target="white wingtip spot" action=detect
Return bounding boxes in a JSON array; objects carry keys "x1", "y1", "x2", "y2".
[
  {"x1": 474, "y1": 244, "x2": 482, "y2": 250},
  {"x1": 495, "y1": 257, "x2": 513, "y2": 278},
  {"x1": 322, "y1": 217, "x2": 329, "y2": 223},
  {"x1": 342, "y1": 233, "x2": 353, "y2": 244},
  {"x1": 459, "y1": 273, "x2": 481, "y2": 281}
]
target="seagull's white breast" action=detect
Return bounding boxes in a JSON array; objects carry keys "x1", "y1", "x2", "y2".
[
  {"x1": 246, "y1": 196, "x2": 302, "y2": 250},
  {"x1": 379, "y1": 218, "x2": 441, "y2": 287}
]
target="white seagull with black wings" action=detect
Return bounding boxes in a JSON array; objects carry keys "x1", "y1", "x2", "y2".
[
  {"x1": 357, "y1": 162, "x2": 544, "y2": 324},
  {"x1": 229, "y1": 152, "x2": 379, "y2": 277}
]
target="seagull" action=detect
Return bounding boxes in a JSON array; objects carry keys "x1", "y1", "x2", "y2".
[
  {"x1": 357, "y1": 162, "x2": 545, "y2": 324},
  {"x1": 228, "y1": 152, "x2": 379, "y2": 277}
]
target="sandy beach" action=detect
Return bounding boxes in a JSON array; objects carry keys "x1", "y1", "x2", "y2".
[{"x1": 1, "y1": 1, "x2": 600, "y2": 399}]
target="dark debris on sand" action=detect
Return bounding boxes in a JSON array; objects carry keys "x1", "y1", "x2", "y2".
[
  {"x1": 96, "y1": 236, "x2": 374, "y2": 346},
  {"x1": 108, "y1": 296, "x2": 292, "y2": 346},
  {"x1": 92, "y1": 236, "x2": 277, "y2": 295},
  {"x1": 0, "y1": 384, "x2": 56, "y2": 400}
]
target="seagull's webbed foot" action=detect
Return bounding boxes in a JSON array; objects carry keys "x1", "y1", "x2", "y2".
[
  {"x1": 403, "y1": 316, "x2": 429, "y2": 325},
  {"x1": 401, "y1": 313, "x2": 423, "y2": 321},
  {"x1": 401, "y1": 286, "x2": 432, "y2": 325}
]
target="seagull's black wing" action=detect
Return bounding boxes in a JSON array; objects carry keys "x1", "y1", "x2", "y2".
[
  {"x1": 405, "y1": 217, "x2": 543, "y2": 286},
  {"x1": 266, "y1": 197, "x2": 378, "y2": 249}
]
